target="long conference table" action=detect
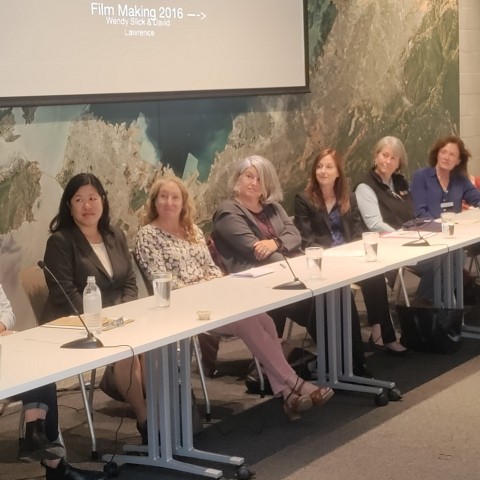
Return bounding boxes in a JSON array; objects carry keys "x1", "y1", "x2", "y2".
[{"x1": 1, "y1": 210, "x2": 480, "y2": 478}]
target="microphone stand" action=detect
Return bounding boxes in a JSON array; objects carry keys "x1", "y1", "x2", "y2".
[
  {"x1": 402, "y1": 218, "x2": 431, "y2": 247},
  {"x1": 38, "y1": 261, "x2": 104, "y2": 349},
  {"x1": 273, "y1": 252, "x2": 307, "y2": 290}
]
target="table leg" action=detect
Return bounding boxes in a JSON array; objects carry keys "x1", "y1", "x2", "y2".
[
  {"x1": 173, "y1": 338, "x2": 244, "y2": 467},
  {"x1": 318, "y1": 287, "x2": 395, "y2": 395},
  {"x1": 102, "y1": 345, "x2": 237, "y2": 478}
]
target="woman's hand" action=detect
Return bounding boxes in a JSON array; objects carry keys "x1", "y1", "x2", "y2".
[
  {"x1": 1, "y1": 329, "x2": 16, "y2": 336},
  {"x1": 253, "y1": 239, "x2": 278, "y2": 261}
]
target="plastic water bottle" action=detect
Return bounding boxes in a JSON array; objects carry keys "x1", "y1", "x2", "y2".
[{"x1": 82, "y1": 276, "x2": 102, "y2": 335}]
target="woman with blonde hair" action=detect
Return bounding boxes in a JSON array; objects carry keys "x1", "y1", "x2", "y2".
[{"x1": 134, "y1": 176, "x2": 334, "y2": 420}]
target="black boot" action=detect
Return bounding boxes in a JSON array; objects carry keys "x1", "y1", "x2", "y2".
[
  {"x1": 18, "y1": 419, "x2": 65, "y2": 462},
  {"x1": 44, "y1": 458, "x2": 106, "y2": 480}
]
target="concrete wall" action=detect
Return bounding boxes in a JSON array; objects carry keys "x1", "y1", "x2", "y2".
[{"x1": 460, "y1": 0, "x2": 480, "y2": 173}]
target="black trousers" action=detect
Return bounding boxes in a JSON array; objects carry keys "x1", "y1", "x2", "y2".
[
  {"x1": 12, "y1": 383, "x2": 59, "y2": 442},
  {"x1": 358, "y1": 274, "x2": 397, "y2": 344}
]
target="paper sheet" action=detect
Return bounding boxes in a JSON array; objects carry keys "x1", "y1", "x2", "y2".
[{"x1": 231, "y1": 267, "x2": 275, "y2": 278}]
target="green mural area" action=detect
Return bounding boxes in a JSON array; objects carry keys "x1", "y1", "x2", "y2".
[{"x1": 0, "y1": 0, "x2": 459, "y2": 234}]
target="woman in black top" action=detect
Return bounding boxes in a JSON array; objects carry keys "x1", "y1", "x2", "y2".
[{"x1": 295, "y1": 148, "x2": 408, "y2": 355}]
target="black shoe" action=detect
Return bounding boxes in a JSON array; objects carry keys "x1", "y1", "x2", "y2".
[
  {"x1": 386, "y1": 346, "x2": 413, "y2": 357},
  {"x1": 18, "y1": 419, "x2": 65, "y2": 462},
  {"x1": 136, "y1": 421, "x2": 148, "y2": 445},
  {"x1": 137, "y1": 420, "x2": 161, "y2": 446},
  {"x1": 44, "y1": 458, "x2": 106, "y2": 480},
  {"x1": 368, "y1": 335, "x2": 387, "y2": 352}
]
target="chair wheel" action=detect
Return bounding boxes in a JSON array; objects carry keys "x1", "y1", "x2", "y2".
[
  {"x1": 375, "y1": 392, "x2": 389, "y2": 406},
  {"x1": 388, "y1": 388, "x2": 402, "y2": 401},
  {"x1": 103, "y1": 461, "x2": 119, "y2": 477},
  {"x1": 237, "y1": 464, "x2": 255, "y2": 479}
]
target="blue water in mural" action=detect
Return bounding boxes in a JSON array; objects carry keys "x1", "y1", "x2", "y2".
[{"x1": 88, "y1": 97, "x2": 251, "y2": 181}]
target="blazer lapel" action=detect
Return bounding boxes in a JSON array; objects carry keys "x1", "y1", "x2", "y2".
[{"x1": 72, "y1": 227, "x2": 111, "y2": 280}]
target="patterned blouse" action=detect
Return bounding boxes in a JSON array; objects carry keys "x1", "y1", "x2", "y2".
[{"x1": 134, "y1": 223, "x2": 222, "y2": 290}]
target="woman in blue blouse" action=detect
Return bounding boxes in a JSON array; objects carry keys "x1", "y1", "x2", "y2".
[
  {"x1": 411, "y1": 135, "x2": 480, "y2": 218},
  {"x1": 410, "y1": 135, "x2": 480, "y2": 304}
]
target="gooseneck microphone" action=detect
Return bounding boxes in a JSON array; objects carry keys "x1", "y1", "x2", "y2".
[
  {"x1": 38, "y1": 261, "x2": 104, "y2": 349},
  {"x1": 273, "y1": 251, "x2": 307, "y2": 290},
  {"x1": 401, "y1": 218, "x2": 431, "y2": 247}
]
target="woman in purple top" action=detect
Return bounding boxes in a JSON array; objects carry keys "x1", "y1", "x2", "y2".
[{"x1": 411, "y1": 136, "x2": 480, "y2": 218}]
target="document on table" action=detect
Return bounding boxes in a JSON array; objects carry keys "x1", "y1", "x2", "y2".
[
  {"x1": 42, "y1": 316, "x2": 134, "y2": 330},
  {"x1": 381, "y1": 230, "x2": 437, "y2": 239},
  {"x1": 231, "y1": 267, "x2": 275, "y2": 278}
]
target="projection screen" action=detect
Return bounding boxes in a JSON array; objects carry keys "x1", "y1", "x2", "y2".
[{"x1": 0, "y1": 0, "x2": 308, "y2": 106}]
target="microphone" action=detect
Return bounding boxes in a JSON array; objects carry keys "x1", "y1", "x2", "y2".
[
  {"x1": 401, "y1": 218, "x2": 431, "y2": 247},
  {"x1": 38, "y1": 261, "x2": 104, "y2": 349},
  {"x1": 273, "y1": 251, "x2": 307, "y2": 290}
]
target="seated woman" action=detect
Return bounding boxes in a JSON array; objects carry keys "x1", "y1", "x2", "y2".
[
  {"x1": 212, "y1": 155, "x2": 371, "y2": 377},
  {"x1": 410, "y1": 135, "x2": 480, "y2": 303},
  {"x1": 1, "y1": 285, "x2": 105, "y2": 479},
  {"x1": 134, "y1": 176, "x2": 333, "y2": 420},
  {"x1": 295, "y1": 148, "x2": 407, "y2": 355},
  {"x1": 355, "y1": 136, "x2": 413, "y2": 233},
  {"x1": 40, "y1": 173, "x2": 148, "y2": 442},
  {"x1": 411, "y1": 135, "x2": 480, "y2": 219}
]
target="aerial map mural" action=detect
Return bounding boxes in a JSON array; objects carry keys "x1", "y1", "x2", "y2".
[{"x1": 0, "y1": 0, "x2": 459, "y2": 328}]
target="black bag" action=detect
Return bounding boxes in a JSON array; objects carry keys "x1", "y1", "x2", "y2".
[{"x1": 396, "y1": 305, "x2": 463, "y2": 354}]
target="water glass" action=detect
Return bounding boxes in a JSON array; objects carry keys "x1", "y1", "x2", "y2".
[
  {"x1": 441, "y1": 212, "x2": 455, "y2": 238},
  {"x1": 362, "y1": 232, "x2": 379, "y2": 262},
  {"x1": 152, "y1": 272, "x2": 172, "y2": 308},
  {"x1": 305, "y1": 247, "x2": 323, "y2": 278}
]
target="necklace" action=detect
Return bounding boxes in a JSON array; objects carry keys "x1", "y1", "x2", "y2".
[{"x1": 153, "y1": 220, "x2": 185, "y2": 238}]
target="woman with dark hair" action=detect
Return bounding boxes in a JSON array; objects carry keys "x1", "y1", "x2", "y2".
[
  {"x1": 410, "y1": 136, "x2": 480, "y2": 304},
  {"x1": 295, "y1": 149, "x2": 408, "y2": 355},
  {"x1": 42, "y1": 173, "x2": 137, "y2": 321},
  {"x1": 411, "y1": 135, "x2": 480, "y2": 218},
  {"x1": 40, "y1": 173, "x2": 147, "y2": 443}
]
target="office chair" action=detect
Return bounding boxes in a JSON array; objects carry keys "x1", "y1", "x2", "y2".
[{"x1": 19, "y1": 266, "x2": 97, "y2": 459}]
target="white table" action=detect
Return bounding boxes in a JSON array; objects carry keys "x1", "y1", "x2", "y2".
[{"x1": 3, "y1": 218, "x2": 479, "y2": 477}]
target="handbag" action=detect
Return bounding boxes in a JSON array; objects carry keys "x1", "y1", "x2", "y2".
[{"x1": 396, "y1": 305, "x2": 463, "y2": 354}]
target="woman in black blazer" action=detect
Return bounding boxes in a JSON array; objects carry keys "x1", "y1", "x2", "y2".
[
  {"x1": 294, "y1": 149, "x2": 408, "y2": 355},
  {"x1": 40, "y1": 174, "x2": 150, "y2": 443}
]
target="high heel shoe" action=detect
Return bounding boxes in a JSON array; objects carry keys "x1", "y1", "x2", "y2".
[
  {"x1": 283, "y1": 390, "x2": 313, "y2": 421},
  {"x1": 309, "y1": 387, "x2": 334, "y2": 406}
]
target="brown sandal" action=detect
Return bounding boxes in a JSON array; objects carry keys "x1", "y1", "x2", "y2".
[
  {"x1": 309, "y1": 387, "x2": 334, "y2": 406},
  {"x1": 283, "y1": 383, "x2": 313, "y2": 421}
]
